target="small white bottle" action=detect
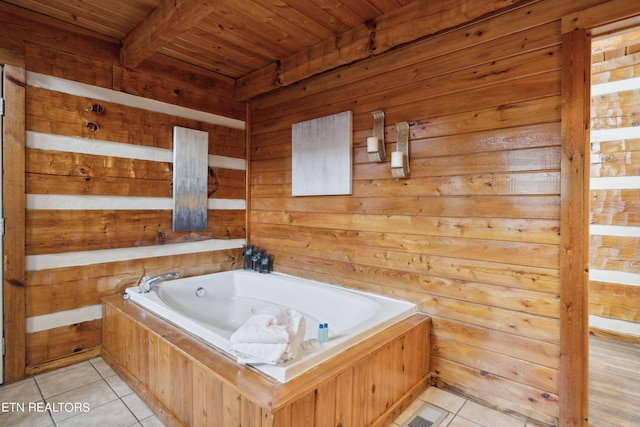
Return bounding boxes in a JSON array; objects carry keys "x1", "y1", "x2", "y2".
[
  {"x1": 318, "y1": 324, "x2": 325, "y2": 343},
  {"x1": 323, "y1": 323, "x2": 329, "y2": 343}
]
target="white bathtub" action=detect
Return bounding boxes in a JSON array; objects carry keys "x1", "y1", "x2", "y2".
[{"x1": 124, "y1": 269, "x2": 416, "y2": 383}]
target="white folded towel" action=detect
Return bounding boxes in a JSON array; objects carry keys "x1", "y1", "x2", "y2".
[{"x1": 229, "y1": 306, "x2": 306, "y2": 365}]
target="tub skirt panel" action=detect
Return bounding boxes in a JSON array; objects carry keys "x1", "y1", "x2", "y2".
[{"x1": 101, "y1": 295, "x2": 430, "y2": 427}]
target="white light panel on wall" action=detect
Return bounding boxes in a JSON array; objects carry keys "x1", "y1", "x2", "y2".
[{"x1": 291, "y1": 111, "x2": 353, "y2": 196}]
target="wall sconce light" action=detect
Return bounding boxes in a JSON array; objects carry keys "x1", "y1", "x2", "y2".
[
  {"x1": 367, "y1": 110, "x2": 386, "y2": 162},
  {"x1": 391, "y1": 121, "x2": 410, "y2": 178}
]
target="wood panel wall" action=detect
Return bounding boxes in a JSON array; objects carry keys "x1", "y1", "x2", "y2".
[
  {"x1": 248, "y1": 1, "x2": 609, "y2": 425},
  {"x1": 22, "y1": 86, "x2": 245, "y2": 374},
  {"x1": 589, "y1": 29, "x2": 640, "y2": 342},
  {"x1": 0, "y1": 4, "x2": 247, "y2": 378},
  {"x1": 5, "y1": 1, "x2": 636, "y2": 425}
]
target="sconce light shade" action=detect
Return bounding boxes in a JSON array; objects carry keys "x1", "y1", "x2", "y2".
[
  {"x1": 367, "y1": 110, "x2": 386, "y2": 162},
  {"x1": 367, "y1": 136, "x2": 379, "y2": 152},
  {"x1": 391, "y1": 151, "x2": 404, "y2": 168},
  {"x1": 391, "y1": 121, "x2": 410, "y2": 178}
]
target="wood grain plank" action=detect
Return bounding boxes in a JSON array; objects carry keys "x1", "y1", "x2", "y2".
[
  {"x1": 589, "y1": 280, "x2": 640, "y2": 322},
  {"x1": 592, "y1": 53, "x2": 640, "y2": 84},
  {"x1": 431, "y1": 335, "x2": 558, "y2": 392},
  {"x1": 591, "y1": 89, "x2": 640, "y2": 130},
  {"x1": 0, "y1": 2, "x2": 119, "y2": 63},
  {"x1": 252, "y1": 222, "x2": 559, "y2": 269},
  {"x1": 26, "y1": 44, "x2": 114, "y2": 89},
  {"x1": 431, "y1": 357, "x2": 559, "y2": 424},
  {"x1": 192, "y1": 363, "x2": 223, "y2": 427},
  {"x1": 261, "y1": 239, "x2": 560, "y2": 294},
  {"x1": 0, "y1": 40, "x2": 25, "y2": 66},
  {"x1": 590, "y1": 141, "x2": 640, "y2": 178},
  {"x1": 289, "y1": 391, "x2": 315, "y2": 427},
  {"x1": 171, "y1": 350, "x2": 193, "y2": 425},
  {"x1": 26, "y1": 148, "x2": 245, "y2": 199},
  {"x1": 26, "y1": 209, "x2": 245, "y2": 255},
  {"x1": 589, "y1": 234, "x2": 640, "y2": 273},
  {"x1": 314, "y1": 377, "x2": 336, "y2": 427},
  {"x1": 236, "y1": 0, "x2": 521, "y2": 99},
  {"x1": 590, "y1": 189, "x2": 640, "y2": 226},
  {"x1": 156, "y1": 339, "x2": 173, "y2": 410},
  {"x1": 3, "y1": 64, "x2": 27, "y2": 382},
  {"x1": 419, "y1": 296, "x2": 559, "y2": 344},
  {"x1": 431, "y1": 317, "x2": 559, "y2": 369},
  {"x1": 120, "y1": 0, "x2": 220, "y2": 68},
  {"x1": 588, "y1": 336, "x2": 640, "y2": 427},
  {"x1": 559, "y1": 27, "x2": 590, "y2": 427},
  {"x1": 334, "y1": 368, "x2": 353, "y2": 427},
  {"x1": 27, "y1": 86, "x2": 244, "y2": 154},
  {"x1": 251, "y1": 210, "x2": 560, "y2": 245},
  {"x1": 112, "y1": 64, "x2": 246, "y2": 121},
  {"x1": 26, "y1": 319, "x2": 101, "y2": 366},
  {"x1": 251, "y1": 195, "x2": 560, "y2": 219},
  {"x1": 251, "y1": 38, "x2": 561, "y2": 127}
]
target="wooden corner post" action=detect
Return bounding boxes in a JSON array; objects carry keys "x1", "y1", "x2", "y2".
[
  {"x1": 3, "y1": 64, "x2": 27, "y2": 383},
  {"x1": 560, "y1": 27, "x2": 590, "y2": 426}
]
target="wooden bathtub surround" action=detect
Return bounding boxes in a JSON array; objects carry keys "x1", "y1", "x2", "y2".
[{"x1": 102, "y1": 295, "x2": 430, "y2": 427}]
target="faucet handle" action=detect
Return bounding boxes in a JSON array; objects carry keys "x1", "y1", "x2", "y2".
[{"x1": 138, "y1": 276, "x2": 151, "y2": 293}]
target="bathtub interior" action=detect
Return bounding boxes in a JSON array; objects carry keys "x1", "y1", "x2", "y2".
[
  {"x1": 155, "y1": 271, "x2": 383, "y2": 340},
  {"x1": 125, "y1": 270, "x2": 416, "y2": 382}
]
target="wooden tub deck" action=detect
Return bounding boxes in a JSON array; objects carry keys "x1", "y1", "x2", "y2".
[{"x1": 101, "y1": 295, "x2": 431, "y2": 427}]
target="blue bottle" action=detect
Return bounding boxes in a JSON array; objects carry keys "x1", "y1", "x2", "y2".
[
  {"x1": 318, "y1": 324, "x2": 326, "y2": 343},
  {"x1": 323, "y1": 323, "x2": 329, "y2": 343}
]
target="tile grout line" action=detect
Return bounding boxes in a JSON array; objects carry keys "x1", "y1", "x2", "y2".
[
  {"x1": 440, "y1": 395, "x2": 468, "y2": 427},
  {"x1": 32, "y1": 360, "x2": 134, "y2": 426},
  {"x1": 89, "y1": 358, "x2": 155, "y2": 425},
  {"x1": 88, "y1": 359, "x2": 144, "y2": 424},
  {"x1": 32, "y1": 374, "x2": 57, "y2": 426}
]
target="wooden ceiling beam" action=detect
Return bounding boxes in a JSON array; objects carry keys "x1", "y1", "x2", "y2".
[
  {"x1": 234, "y1": 0, "x2": 520, "y2": 101},
  {"x1": 120, "y1": 0, "x2": 218, "y2": 69}
]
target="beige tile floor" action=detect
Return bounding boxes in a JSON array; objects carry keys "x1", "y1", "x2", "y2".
[
  {"x1": 0, "y1": 358, "x2": 163, "y2": 427},
  {"x1": 0, "y1": 357, "x2": 529, "y2": 427},
  {"x1": 393, "y1": 386, "x2": 534, "y2": 427}
]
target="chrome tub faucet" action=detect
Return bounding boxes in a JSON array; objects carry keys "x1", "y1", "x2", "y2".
[{"x1": 138, "y1": 272, "x2": 180, "y2": 293}]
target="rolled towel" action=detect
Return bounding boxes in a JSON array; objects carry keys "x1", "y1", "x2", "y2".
[
  {"x1": 230, "y1": 306, "x2": 300, "y2": 344},
  {"x1": 229, "y1": 306, "x2": 306, "y2": 365}
]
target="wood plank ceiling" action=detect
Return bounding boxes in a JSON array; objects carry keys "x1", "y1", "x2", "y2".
[{"x1": 4, "y1": 0, "x2": 413, "y2": 99}]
